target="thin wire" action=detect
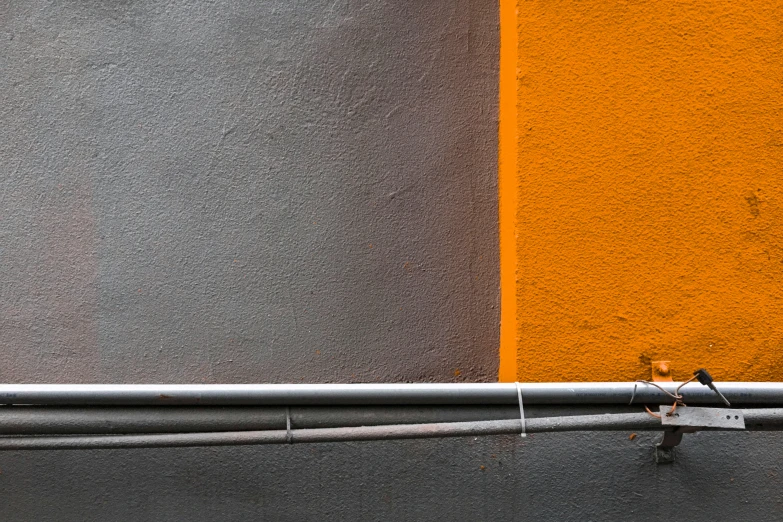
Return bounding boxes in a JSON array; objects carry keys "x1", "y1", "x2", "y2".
[
  {"x1": 676, "y1": 375, "x2": 699, "y2": 396},
  {"x1": 636, "y1": 380, "x2": 679, "y2": 401},
  {"x1": 638, "y1": 375, "x2": 699, "y2": 418}
]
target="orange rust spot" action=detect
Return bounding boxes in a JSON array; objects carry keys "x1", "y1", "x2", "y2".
[
  {"x1": 159, "y1": 394, "x2": 173, "y2": 399},
  {"x1": 651, "y1": 361, "x2": 673, "y2": 382},
  {"x1": 629, "y1": 433, "x2": 637, "y2": 441},
  {"x1": 454, "y1": 369, "x2": 461, "y2": 377}
]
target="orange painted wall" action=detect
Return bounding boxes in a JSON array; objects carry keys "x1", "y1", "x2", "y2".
[{"x1": 503, "y1": 1, "x2": 783, "y2": 382}]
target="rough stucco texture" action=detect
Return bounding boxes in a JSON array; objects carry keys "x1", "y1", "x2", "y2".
[
  {"x1": 4, "y1": 432, "x2": 783, "y2": 521},
  {"x1": 0, "y1": 0, "x2": 498, "y2": 385},
  {"x1": 3, "y1": 3, "x2": 783, "y2": 521},
  {"x1": 0, "y1": 2, "x2": 505, "y2": 519},
  {"x1": 516, "y1": 1, "x2": 783, "y2": 381}
]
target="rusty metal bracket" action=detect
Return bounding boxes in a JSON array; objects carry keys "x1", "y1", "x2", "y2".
[
  {"x1": 654, "y1": 406, "x2": 745, "y2": 464},
  {"x1": 655, "y1": 426, "x2": 700, "y2": 464}
]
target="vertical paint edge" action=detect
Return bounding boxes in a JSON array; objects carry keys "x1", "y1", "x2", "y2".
[{"x1": 498, "y1": 0, "x2": 518, "y2": 382}]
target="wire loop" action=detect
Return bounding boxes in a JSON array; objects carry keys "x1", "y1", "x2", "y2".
[{"x1": 637, "y1": 375, "x2": 699, "y2": 418}]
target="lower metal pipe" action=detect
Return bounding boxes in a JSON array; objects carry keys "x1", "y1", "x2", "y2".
[
  {"x1": 0, "y1": 407, "x2": 286, "y2": 435},
  {"x1": 0, "y1": 414, "x2": 652, "y2": 451},
  {"x1": 3, "y1": 382, "x2": 783, "y2": 406},
  {"x1": 3, "y1": 409, "x2": 783, "y2": 450},
  {"x1": 0, "y1": 405, "x2": 638, "y2": 435}
]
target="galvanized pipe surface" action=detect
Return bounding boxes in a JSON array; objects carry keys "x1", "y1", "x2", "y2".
[
  {"x1": 0, "y1": 414, "x2": 651, "y2": 450},
  {"x1": 743, "y1": 408, "x2": 783, "y2": 430},
  {"x1": 0, "y1": 407, "x2": 285, "y2": 435},
  {"x1": 0, "y1": 405, "x2": 645, "y2": 435},
  {"x1": 2, "y1": 382, "x2": 783, "y2": 406},
  {"x1": 3, "y1": 409, "x2": 783, "y2": 450}
]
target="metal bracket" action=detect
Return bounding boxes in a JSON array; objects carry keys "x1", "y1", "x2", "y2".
[
  {"x1": 655, "y1": 428, "x2": 686, "y2": 464},
  {"x1": 655, "y1": 406, "x2": 745, "y2": 464},
  {"x1": 660, "y1": 405, "x2": 745, "y2": 430}
]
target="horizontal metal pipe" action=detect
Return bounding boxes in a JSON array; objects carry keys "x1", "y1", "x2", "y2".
[
  {"x1": 743, "y1": 408, "x2": 783, "y2": 430},
  {"x1": 0, "y1": 414, "x2": 652, "y2": 450},
  {"x1": 0, "y1": 405, "x2": 646, "y2": 435},
  {"x1": 0, "y1": 407, "x2": 285, "y2": 435},
  {"x1": 3, "y1": 409, "x2": 783, "y2": 450},
  {"x1": 2, "y1": 382, "x2": 783, "y2": 406}
]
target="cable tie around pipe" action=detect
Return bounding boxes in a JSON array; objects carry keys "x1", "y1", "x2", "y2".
[
  {"x1": 516, "y1": 382, "x2": 526, "y2": 438},
  {"x1": 285, "y1": 406, "x2": 293, "y2": 444}
]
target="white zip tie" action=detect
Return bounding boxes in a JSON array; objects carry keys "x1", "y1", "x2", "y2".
[
  {"x1": 516, "y1": 382, "x2": 526, "y2": 438},
  {"x1": 285, "y1": 406, "x2": 293, "y2": 444}
]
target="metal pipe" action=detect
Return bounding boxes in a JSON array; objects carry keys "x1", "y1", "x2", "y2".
[
  {"x1": 0, "y1": 407, "x2": 285, "y2": 435},
  {"x1": 0, "y1": 405, "x2": 645, "y2": 435},
  {"x1": 0, "y1": 414, "x2": 654, "y2": 451},
  {"x1": 3, "y1": 409, "x2": 783, "y2": 451},
  {"x1": 2, "y1": 382, "x2": 783, "y2": 406},
  {"x1": 743, "y1": 408, "x2": 783, "y2": 430}
]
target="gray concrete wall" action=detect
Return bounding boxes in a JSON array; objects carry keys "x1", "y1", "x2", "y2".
[
  {"x1": 1, "y1": 0, "x2": 498, "y2": 384},
  {"x1": 1, "y1": 2, "x2": 782, "y2": 521}
]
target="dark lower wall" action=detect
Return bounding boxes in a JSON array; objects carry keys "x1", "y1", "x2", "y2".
[
  {"x1": 1, "y1": 2, "x2": 781, "y2": 521},
  {"x1": 3, "y1": 432, "x2": 783, "y2": 521}
]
